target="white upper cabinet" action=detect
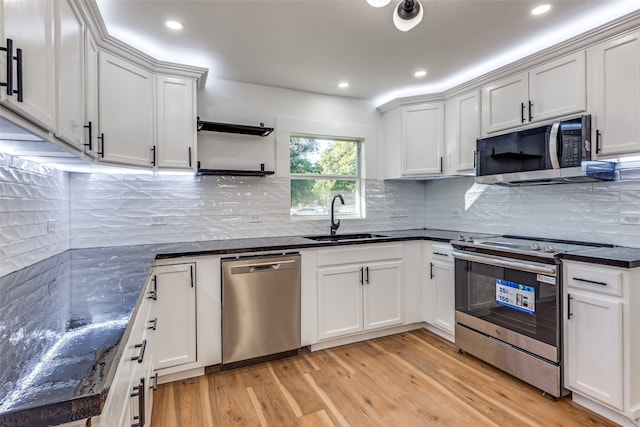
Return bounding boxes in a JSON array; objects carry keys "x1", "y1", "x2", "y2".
[
  {"x1": 156, "y1": 75, "x2": 196, "y2": 169},
  {"x1": 401, "y1": 102, "x2": 445, "y2": 176},
  {"x1": 83, "y1": 29, "x2": 99, "y2": 158},
  {"x1": 97, "y1": 51, "x2": 154, "y2": 167},
  {"x1": 0, "y1": 0, "x2": 56, "y2": 131},
  {"x1": 54, "y1": 0, "x2": 85, "y2": 150},
  {"x1": 482, "y1": 51, "x2": 586, "y2": 134},
  {"x1": 588, "y1": 30, "x2": 640, "y2": 158},
  {"x1": 445, "y1": 90, "x2": 480, "y2": 173}
]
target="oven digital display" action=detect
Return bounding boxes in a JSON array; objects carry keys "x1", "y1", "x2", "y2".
[{"x1": 496, "y1": 279, "x2": 536, "y2": 315}]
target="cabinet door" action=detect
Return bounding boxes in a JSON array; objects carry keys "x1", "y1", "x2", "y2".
[
  {"x1": 98, "y1": 51, "x2": 154, "y2": 167},
  {"x1": 83, "y1": 30, "x2": 99, "y2": 157},
  {"x1": 364, "y1": 260, "x2": 403, "y2": 330},
  {"x1": 401, "y1": 102, "x2": 444, "y2": 175},
  {"x1": 430, "y1": 259, "x2": 455, "y2": 335},
  {"x1": 0, "y1": 0, "x2": 56, "y2": 131},
  {"x1": 156, "y1": 75, "x2": 196, "y2": 169},
  {"x1": 317, "y1": 264, "x2": 363, "y2": 340},
  {"x1": 55, "y1": 0, "x2": 85, "y2": 149},
  {"x1": 481, "y1": 72, "x2": 528, "y2": 134},
  {"x1": 446, "y1": 90, "x2": 480, "y2": 173},
  {"x1": 588, "y1": 30, "x2": 640, "y2": 157},
  {"x1": 529, "y1": 51, "x2": 586, "y2": 123},
  {"x1": 565, "y1": 292, "x2": 623, "y2": 410},
  {"x1": 152, "y1": 263, "x2": 197, "y2": 370}
]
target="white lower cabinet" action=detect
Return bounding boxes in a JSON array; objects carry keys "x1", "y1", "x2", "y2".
[
  {"x1": 93, "y1": 275, "x2": 156, "y2": 427},
  {"x1": 317, "y1": 244, "x2": 404, "y2": 341},
  {"x1": 151, "y1": 263, "x2": 197, "y2": 371},
  {"x1": 423, "y1": 242, "x2": 455, "y2": 337},
  {"x1": 563, "y1": 260, "x2": 640, "y2": 424}
]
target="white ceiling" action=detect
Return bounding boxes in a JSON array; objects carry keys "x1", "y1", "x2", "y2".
[{"x1": 96, "y1": 0, "x2": 640, "y2": 106}]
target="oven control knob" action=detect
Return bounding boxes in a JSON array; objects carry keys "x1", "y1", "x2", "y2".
[
  {"x1": 466, "y1": 235, "x2": 474, "y2": 242},
  {"x1": 545, "y1": 244, "x2": 555, "y2": 253},
  {"x1": 531, "y1": 243, "x2": 540, "y2": 251},
  {"x1": 458, "y1": 234, "x2": 466, "y2": 241}
]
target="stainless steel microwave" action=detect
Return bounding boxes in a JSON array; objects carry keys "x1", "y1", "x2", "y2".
[{"x1": 475, "y1": 115, "x2": 616, "y2": 186}]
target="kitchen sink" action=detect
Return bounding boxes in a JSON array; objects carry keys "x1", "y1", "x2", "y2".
[{"x1": 304, "y1": 233, "x2": 388, "y2": 242}]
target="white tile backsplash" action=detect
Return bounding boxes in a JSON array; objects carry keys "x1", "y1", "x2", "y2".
[
  {"x1": 69, "y1": 174, "x2": 425, "y2": 248},
  {"x1": 4, "y1": 147, "x2": 640, "y2": 277},
  {"x1": 424, "y1": 176, "x2": 640, "y2": 248},
  {"x1": 0, "y1": 153, "x2": 70, "y2": 276}
]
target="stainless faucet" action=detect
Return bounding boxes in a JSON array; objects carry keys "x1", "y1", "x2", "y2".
[{"x1": 330, "y1": 194, "x2": 344, "y2": 235}]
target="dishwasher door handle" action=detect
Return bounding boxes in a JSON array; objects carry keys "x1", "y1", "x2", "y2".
[{"x1": 230, "y1": 259, "x2": 297, "y2": 274}]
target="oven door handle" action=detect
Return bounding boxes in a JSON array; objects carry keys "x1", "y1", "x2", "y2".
[{"x1": 452, "y1": 250, "x2": 557, "y2": 276}]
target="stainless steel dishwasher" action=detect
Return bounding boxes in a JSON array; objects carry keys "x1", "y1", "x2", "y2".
[{"x1": 221, "y1": 253, "x2": 301, "y2": 368}]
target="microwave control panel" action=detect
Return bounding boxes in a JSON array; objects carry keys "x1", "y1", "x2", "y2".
[{"x1": 560, "y1": 132, "x2": 583, "y2": 168}]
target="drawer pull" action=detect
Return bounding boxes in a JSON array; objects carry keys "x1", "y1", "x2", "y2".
[
  {"x1": 432, "y1": 252, "x2": 449, "y2": 257},
  {"x1": 131, "y1": 377, "x2": 145, "y2": 427},
  {"x1": 150, "y1": 372, "x2": 159, "y2": 391},
  {"x1": 572, "y1": 277, "x2": 608, "y2": 286},
  {"x1": 148, "y1": 318, "x2": 157, "y2": 331},
  {"x1": 131, "y1": 340, "x2": 147, "y2": 363}
]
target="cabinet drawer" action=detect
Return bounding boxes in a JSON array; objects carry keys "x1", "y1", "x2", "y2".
[
  {"x1": 564, "y1": 262, "x2": 623, "y2": 296},
  {"x1": 317, "y1": 244, "x2": 403, "y2": 267}
]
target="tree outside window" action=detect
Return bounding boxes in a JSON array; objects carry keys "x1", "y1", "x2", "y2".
[{"x1": 290, "y1": 136, "x2": 362, "y2": 218}]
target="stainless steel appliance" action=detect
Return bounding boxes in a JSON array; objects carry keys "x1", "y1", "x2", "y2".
[
  {"x1": 476, "y1": 115, "x2": 616, "y2": 186},
  {"x1": 452, "y1": 236, "x2": 604, "y2": 398},
  {"x1": 221, "y1": 253, "x2": 301, "y2": 369}
]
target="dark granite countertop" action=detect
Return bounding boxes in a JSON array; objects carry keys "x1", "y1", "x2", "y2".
[
  {"x1": 561, "y1": 246, "x2": 640, "y2": 268},
  {"x1": 1, "y1": 227, "x2": 639, "y2": 426}
]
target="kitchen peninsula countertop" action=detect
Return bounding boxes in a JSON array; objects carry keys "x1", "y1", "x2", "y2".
[{"x1": 1, "y1": 228, "x2": 639, "y2": 426}]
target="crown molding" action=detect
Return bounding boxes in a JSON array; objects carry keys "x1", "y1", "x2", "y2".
[
  {"x1": 377, "y1": 10, "x2": 640, "y2": 112},
  {"x1": 75, "y1": 0, "x2": 208, "y2": 88}
]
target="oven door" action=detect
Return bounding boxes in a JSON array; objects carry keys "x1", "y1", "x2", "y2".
[{"x1": 453, "y1": 250, "x2": 560, "y2": 363}]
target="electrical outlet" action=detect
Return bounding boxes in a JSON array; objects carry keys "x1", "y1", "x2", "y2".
[
  {"x1": 249, "y1": 215, "x2": 261, "y2": 223},
  {"x1": 452, "y1": 208, "x2": 462, "y2": 217},
  {"x1": 620, "y1": 214, "x2": 640, "y2": 225},
  {"x1": 47, "y1": 220, "x2": 57, "y2": 233},
  {"x1": 150, "y1": 216, "x2": 167, "y2": 226}
]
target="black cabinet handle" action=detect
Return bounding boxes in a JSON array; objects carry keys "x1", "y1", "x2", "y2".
[
  {"x1": 432, "y1": 252, "x2": 448, "y2": 257},
  {"x1": 131, "y1": 377, "x2": 146, "y2": 427},
  {"x1": 521, "y1": 102, "x2": 526, "y2": 123},
  {"x1": 188, "y1": 147, "x2": 192, "y2": 167},
  {"x1": 567, "y1": 294, "x2": 573, "y2": 319},
  {"x1": 359, "y1": 267, "x2": 364, "y2": 285},
  {"x1": 151, "y1": 145, "x2": 156, "y2": 166},
  {"x1": 439, "y1": 156, "x2": 443, "y2": 173},
  {"x1": 131, "y1": 340, "x2": 147, "y2": 363},
  {"x1": 473, "y1": 150, "x2": 477, "y2": 168},
  {"x1": 365, "y1": 266, "x2": 369, "y2": 284},
  {"x1": 430, "y1": 262, "x2": 434, "y2": 279},
  {"x1": 572, "y1": 277, "x2": 608, "y2": 287},
  {"x1": 147, "y1": 318, "x2": 157, "y2": 331},
  {"x1": 150, "y1": 372, "x2": 158, "y2": 391},
  {"x1": 14, "y1": 47, "x2": 23, "y2": 102},
  {"x1": 596, "y1": 130, "x2": 602, "y2": 154},
  {"x1": 83, "y1": 121, "x2": 93, "y2": 151},
  {"x1": 528, "y1": 100, "x2": 533, "y2": 121},
  {"x1": 97, "y1": 133, "x2": 105, "y2": 158},
  {"x1": 0, "y1": 39, "x2": 13, "y2": 96}
]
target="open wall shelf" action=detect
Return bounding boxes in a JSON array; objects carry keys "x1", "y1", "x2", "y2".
[
  {"x1": 196, "y1": 162, "x2": 274, "y2": 177},
  {"x1": 196, "y1": 120, "x2": 274, "y2": 137}
]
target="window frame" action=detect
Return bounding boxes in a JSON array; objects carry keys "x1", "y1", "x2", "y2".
[{"x1": 289, "y1": 135, "x2": 364, "y2": 219}]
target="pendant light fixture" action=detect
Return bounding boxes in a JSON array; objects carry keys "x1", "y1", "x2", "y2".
[
  {"x1": 367, "y1": 0, "x2": 424, "y2": 32},
  {"x1": 392, "y1": 0, "x2": 423, "y2": 32}
]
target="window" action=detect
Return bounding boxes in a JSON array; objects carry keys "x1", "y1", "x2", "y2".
[{"x1": 290, "y1": 135, "x2": 362, "y2": 218}]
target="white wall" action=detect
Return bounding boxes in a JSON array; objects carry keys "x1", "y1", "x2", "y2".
[
  {"x1": 0, "y1": 153, "x2": 70, "y2": 276},
  {"x1": 424, "y1": 175, "x2": 640, "y2": 248}
]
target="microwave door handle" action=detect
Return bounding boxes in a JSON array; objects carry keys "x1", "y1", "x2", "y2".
[{"x1": 548, "y1": 122, "x2": 561, "y2": 169}]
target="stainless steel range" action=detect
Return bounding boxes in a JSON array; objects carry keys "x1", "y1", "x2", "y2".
[{"x1": 451, "y1": 235, "x2": 604, "y2": 398}]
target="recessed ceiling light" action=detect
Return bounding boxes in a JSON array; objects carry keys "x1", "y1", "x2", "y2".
[
  {"x1": 414, "y1": 70, "x2": 427, "y2": 78},
  {"x1": 531, "y1": 4, "x2": 551, "y2": 15},
  {"x1": 166, "y1": 20, "x2": 183, "y2": 30},
  {"x1": 338, "y1": 82, "x2": 349, "y2": 89}
]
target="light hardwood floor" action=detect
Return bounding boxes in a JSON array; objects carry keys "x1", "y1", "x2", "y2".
[{"x1": 151, "y1": 329, "x2": 618, "y2": 426}]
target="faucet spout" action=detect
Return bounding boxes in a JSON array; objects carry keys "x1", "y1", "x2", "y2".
[{"x1": 330, "y1": 194, "x2": 345, "y2": 235}]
